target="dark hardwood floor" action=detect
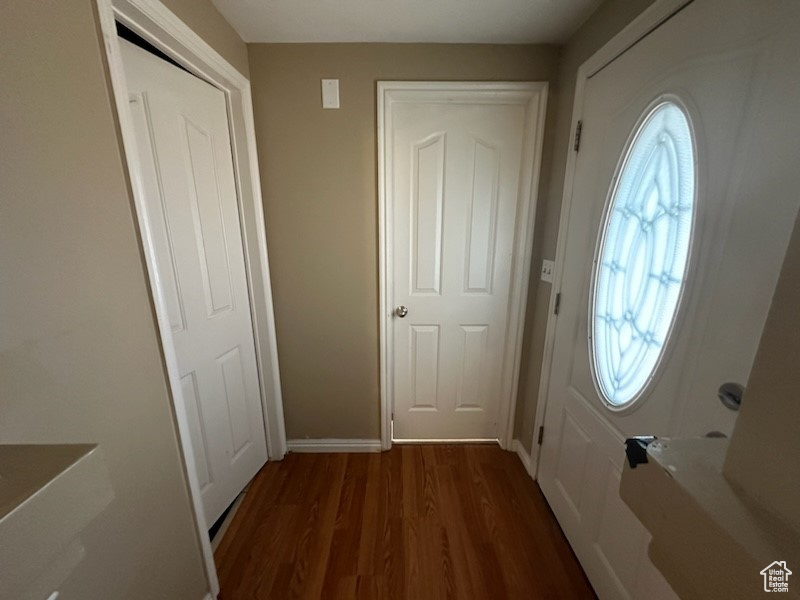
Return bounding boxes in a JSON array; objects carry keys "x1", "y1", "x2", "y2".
[{"x1": 215, "y1": 444, "x2": 595, "y2": 599}]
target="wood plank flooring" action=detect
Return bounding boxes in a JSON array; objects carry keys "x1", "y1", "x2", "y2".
[{"x1": 215, "y1": 444, "x2": 595, "y2": 599}]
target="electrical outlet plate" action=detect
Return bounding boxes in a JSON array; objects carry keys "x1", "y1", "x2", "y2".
[{"x1": 541, "y1": 259, "x2": 555, "y2": 283}]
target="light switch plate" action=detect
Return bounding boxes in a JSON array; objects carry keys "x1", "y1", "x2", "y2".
[
  {"x1": 541, "y1": 259, "x2": 555, "y2": 283},
  {"x1": 321, "y1": 79, "x2": 340, "y2": 109}
]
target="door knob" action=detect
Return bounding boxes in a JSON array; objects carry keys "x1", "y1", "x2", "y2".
[
  {"x1": 717, "y1": 382, "x2": 744, "y2": 411},
  {"x1": 395, "y1": 305, "x2": 408, "y2": 318},
  {"x1": 705, "y1": 431, "x2": 728, "y2": 438}
]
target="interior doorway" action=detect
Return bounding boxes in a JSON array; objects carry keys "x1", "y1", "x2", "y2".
[
  {"x1": 96, "y1": 1, "x2": 287, "y2": 595},
  {"x1": 378, "y1": 82, "x2": 548, "y2": 448}
]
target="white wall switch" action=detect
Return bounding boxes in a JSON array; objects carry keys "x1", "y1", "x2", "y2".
[
  {"x1": 321, "y1": 79, "x2": 340, "y2": 109},
  {"x1": 541, "y1": 259, "x2": 555, "y2": 283}
]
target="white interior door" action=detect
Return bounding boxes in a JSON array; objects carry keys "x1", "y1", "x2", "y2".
[
  {"x1": 537, "y1": 1, "x2": 800, "y2": 598},
  {"x1": 120, "y1": 39, "x2": 268, "y2": 526},
  {"x1": 387, "y1": 85, "x2": 544, "y2": 441}
]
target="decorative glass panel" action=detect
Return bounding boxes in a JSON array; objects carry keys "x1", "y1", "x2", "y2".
[{"x1": 591, "y1": 101, "x2": 696, "y2": 408}]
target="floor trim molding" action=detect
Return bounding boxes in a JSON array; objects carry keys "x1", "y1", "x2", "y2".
[
  {"x1": 513, "y1": 439, "x2": 536, "y2": 479},
  {"x1": 287, "y1": 439, "x2": 383, "y2": 453}
]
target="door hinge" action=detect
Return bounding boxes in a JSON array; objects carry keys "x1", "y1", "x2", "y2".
[
  {"x1": 554, "y1": 292, "x2": 561, "y2": 316},
  {"x1": 574, "y1": 120, "x2": 583, "y2": 152},
  {"x1": 537, "y1": 426, "x2": 544, "y2": 445}
]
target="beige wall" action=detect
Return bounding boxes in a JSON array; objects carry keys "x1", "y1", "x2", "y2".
[
  {"x1": 0, "y1": 0, "x2": 247, "y2": 596},
  {"x1": 512, "y1": 0, "x2": 658, "y2": 451},
  {"x1": 161, "y1": 0, "x2": 250, "y2": 75},
  {"x1": 248, "y1": 43, "x2": 559, "y2": 440}
]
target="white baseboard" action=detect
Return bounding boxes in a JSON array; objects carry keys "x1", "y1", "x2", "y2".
[
  {"x1": 287, "y1": 439, "x2": 383, "y2": 453},
  {"x1": 513, "y1": 439, "x2": 536, "y2": 479}
]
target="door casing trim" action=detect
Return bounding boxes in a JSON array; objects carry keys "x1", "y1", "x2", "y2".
[
  {"x1": 529, "y1": 0, "x2": 694, "y2": 477},
  {"x1": 377, "y1": 81, "x2": 549, "y2": 451},
  {"x1": 96, "y1": 0, "x2": 288, "y2": 594}
]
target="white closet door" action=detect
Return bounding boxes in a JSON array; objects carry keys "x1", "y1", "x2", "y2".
[{"x1": 121, "y1": 39, "x2": 267, "y2": 525}]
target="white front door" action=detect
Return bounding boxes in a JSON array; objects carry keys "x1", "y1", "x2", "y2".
[
  {"x1": 120, "y1": 39, "x2": 268, "y2": 526},
  {"x1": 386, "y1": 84, "x2": 546, "y2": 441},
  {"x1": 538, "y1": 1, "x2": 800, "y2": 598}
]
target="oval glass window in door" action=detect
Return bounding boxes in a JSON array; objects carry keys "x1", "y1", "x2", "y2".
[{"x1": 591, "y1": 100, "x2": 696, "y2": 408}]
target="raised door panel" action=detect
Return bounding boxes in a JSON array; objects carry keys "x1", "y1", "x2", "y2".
[
  {"x1": 180, "y1": 371, "x2": 212, "y2": 492},
  {"x1": 455, "y1": 325, "x2": 489, "y2": 410},
  {"x1": 464, "y1": 138, "x2": 500, "y2": 294},
  {"x1": 129, "y1": 94, "x2": 187, "y2": 334},
  {"x1": 552, "y1": 407, "x2": 592, "y2": 521},
  {"x1": 409, "y1": 325, "x2": 440, "y2": 411},
  {"x1": 591, "y1": 462, "x2": 648, "y2": 598},
  {"x1": 217, "y1": 346, "x2": 253, "y2": 458},
  {"x1": 181, "y1": 116, "x2": 235, "y2": 318},
  {"x1": 411, "y1": 133, "x2": 446, "y2": 296}
]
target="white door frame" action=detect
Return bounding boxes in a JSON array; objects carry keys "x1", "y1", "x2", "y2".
[
  {"x1": 529, "y1": 0, "x2": 693, "y2": 476},
  {"x1": 96, "y1": 0, "x2": 287, "y2": 595},
  {"x1": 378, "y1": 81, "x2": 549, "y2": 451}
]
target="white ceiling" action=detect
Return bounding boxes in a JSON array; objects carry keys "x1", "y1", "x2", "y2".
[{"x1": 211, "y1": 0, "x2": 603, "y2": 44}]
